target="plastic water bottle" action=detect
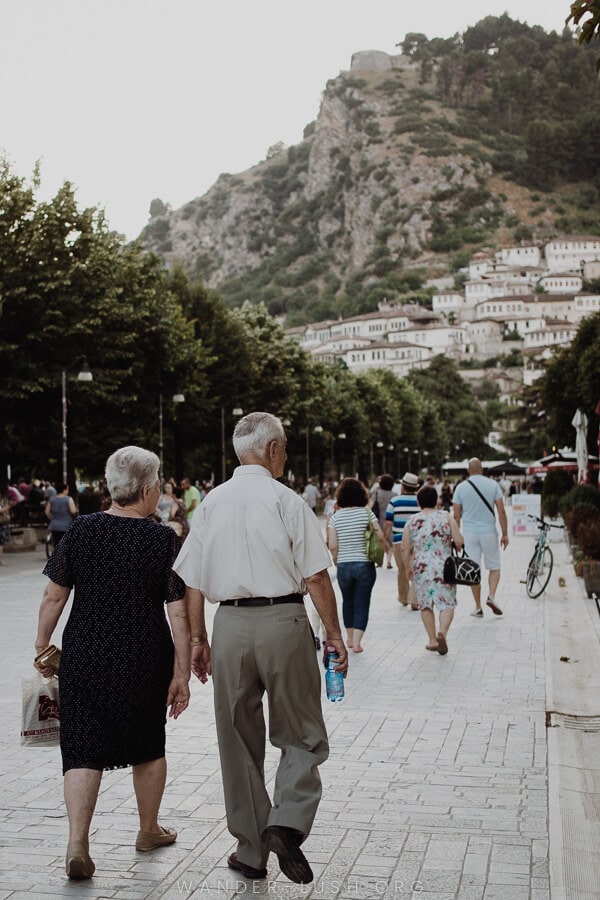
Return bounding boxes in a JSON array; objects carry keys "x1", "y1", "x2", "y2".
[{"x1": 324, "y1": 646, "x2": 345, "y2": 702}]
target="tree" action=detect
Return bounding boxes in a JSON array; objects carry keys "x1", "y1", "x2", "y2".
[
  {"x1": 567, "y1": 0, "x2": 600, "y2": 70},
  {"x1": 408, "y1": 356, "x2": 490, "y2": 456},
  {"x1": 500, "y1": 381, "x2": 552, "y2": 460},
  {"x1": 0, "y1": 163, "x2": 203, "y2": 483},
  {"x1": 541, "y1": 311, "x2": 600, "y2": 451}
]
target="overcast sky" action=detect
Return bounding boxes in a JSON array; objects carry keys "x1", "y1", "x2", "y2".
[{"x1": 0, "y1": 1, "x2": 573, "y2": 239}]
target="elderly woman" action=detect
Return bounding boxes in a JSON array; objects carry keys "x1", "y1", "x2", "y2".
[
  {"x1": 34, "y1": 446, "x2": 191, "y2": 880},
  {"x1": 328, "y1": 477, "x2": 390, "y2": 653},
  {"x1": 401, "y1": 485, "x2": 464, "y2": 655}
]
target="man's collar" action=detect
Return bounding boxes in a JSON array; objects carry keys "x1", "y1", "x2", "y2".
[{"x1": 233, "y1": 464, "x2": 272, "y2": 478}]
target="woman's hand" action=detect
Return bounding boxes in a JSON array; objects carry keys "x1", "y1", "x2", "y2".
[
  {"x1": 33, "y1": 650, "x2": 56, "y2": 679},
  {"x1": 166, "y1": 676, "x2": 190, "y2": 719},
  {"x1": 191, "y1": 641, "x2": 212, "y2": 683}
]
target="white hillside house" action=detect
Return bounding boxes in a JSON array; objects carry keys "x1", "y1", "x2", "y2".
[
  {"x1": 544, "y1": 236, "x2": 600, "y2": 272},
  {"x1": 285, "y1": 234, "x2": 600, "y2": 408}
]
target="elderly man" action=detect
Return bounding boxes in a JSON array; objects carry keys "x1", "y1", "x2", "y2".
[
  {"x1": 173, "y1": 412, "x2": 347, "y2": 885},
  {"x1": 453, "y1": 457, "x2": 509, "y2": 617}
]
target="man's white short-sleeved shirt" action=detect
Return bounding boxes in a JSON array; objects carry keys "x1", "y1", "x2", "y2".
[{"x1": 173, "y1": 465, "x2": 332, "y2": 602}]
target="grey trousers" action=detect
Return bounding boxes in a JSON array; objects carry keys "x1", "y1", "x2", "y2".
[{"x1": 212, "y1": 602, "x2": 329, "y2": 869}]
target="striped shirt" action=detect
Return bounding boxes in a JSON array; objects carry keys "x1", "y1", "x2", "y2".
[
  {"x1": 385, "y1": 494, "x2": 420, "y2": 544},
  {"x1": 329, "y1": 507, "x2": 377, "y2": 563}
]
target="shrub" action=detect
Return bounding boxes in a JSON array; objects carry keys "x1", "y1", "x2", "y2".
[
  {"x1": 559, "y1": 484, "x2": 600, "y2": 520},
  {"x1": 575, "y1": 514, "x2": 600, "y2": 560},
  {"x1": 567, "y1": 503, "x2": 600, "y2": 541},
  {"x1": 542, "y1": 469, "x2": 574, "y2": 518}
]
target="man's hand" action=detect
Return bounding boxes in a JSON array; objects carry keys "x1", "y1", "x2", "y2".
[
  {"x1": 191, "y1": 642, "x2": 212, "y2": 683},
  {"x1": 321, "y1": 636, "x2": 348, "y2": 676},
  {"x1": 501, "y1": 533, "x2": 509, "y2": 549}
]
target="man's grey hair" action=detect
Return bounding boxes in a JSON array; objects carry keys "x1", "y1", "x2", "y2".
[
  {"x1": 233, "y1": 412, "x2": 285, "y2": 461},
  {"x1": 105, "y1": 446, "x2": 160, "y2": 505}
]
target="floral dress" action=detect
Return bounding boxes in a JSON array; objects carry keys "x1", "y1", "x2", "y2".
[{"x1": 407, "y1": 509, "x2": 457, "y2": 610}]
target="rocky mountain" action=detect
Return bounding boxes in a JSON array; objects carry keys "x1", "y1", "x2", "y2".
[{"x1": 141, "y1": 17, "x2": 600, "y2": 326}]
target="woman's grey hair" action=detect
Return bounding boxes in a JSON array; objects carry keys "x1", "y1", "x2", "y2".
[
  {"x1": 105, "y1": 446, "x2": 160, "y2": 505},
  {"x1": 233, "y1": 412, "x2": 285, "y2": 461}
]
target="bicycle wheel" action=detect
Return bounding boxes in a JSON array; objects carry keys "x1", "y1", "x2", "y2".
[{"x1": 526, "y1": 545, "x2": 553, "y2": 598}]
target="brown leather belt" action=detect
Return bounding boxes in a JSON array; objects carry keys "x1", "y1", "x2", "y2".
[{"x1": 220, "y1": 593, "x2": 303, "y2": 607}]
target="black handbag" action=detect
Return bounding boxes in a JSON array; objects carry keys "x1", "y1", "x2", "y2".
[{"x1": 443, "y1": 544, "x2": 481, "y2": 586}]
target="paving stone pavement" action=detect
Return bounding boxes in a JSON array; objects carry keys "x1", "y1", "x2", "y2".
[{"x1": 0, "y1": 511, "x2": 592, "y2": 899}]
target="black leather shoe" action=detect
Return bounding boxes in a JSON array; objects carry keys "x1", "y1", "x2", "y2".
[
  {"x1": 261, "y1": 825, "x2": 313, "y2": 884},
  {"x1": 227, "y1": 852, "x2": 267, "y2": 879}
]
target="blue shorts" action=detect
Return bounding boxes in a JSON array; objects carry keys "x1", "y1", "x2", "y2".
[{"x1": 463, "y1": 532, "x2": 501, "y2": 571}]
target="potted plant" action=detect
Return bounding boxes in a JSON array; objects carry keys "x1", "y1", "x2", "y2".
[
  {"x1": 560, "y1": 485, "x2": 600, "y2": 595},
  {"x1": 575, "y1": 515, "x2": 600, "y2": 597}
]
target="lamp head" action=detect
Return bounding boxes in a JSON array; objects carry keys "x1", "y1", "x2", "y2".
[{"x1": 77, "y1": 357, "x2": 93, "y2": 382}]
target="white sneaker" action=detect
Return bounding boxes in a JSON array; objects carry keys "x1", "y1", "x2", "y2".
[{"x1": 470, "y1": 609, "x2": 484, "y2": 618}]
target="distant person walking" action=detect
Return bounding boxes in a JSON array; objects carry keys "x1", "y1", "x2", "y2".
[
  {"x1": 452, "y1": 458, "x2": 509, "y2": 617},
  {"x1": 302, "y1": 478, "x2": 321, "y2": 513},
  {"x1": 45, "y1": 483, "x2": 78, "y2": 547},
  {"x1": 180, "y1": 477, "x2": 201, "y2": 522},
  {"x1": 0, "y1": 483, "x2": 13, "y2": 566},
  {"x1": 383, "y1": 472, "x2": 420, "y2": 608},
  {"x1": 371, "y1": 473, "x2": 395, "y2": 569},
  {"x1": 402, "y1": 485, "x2": 464, "y2": 655},
  {"x1": 328, "y1": 477, "x2": 389, "y2": 653}
]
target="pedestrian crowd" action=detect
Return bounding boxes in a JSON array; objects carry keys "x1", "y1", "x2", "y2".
[{"x1": 19, "y1": 414, "x2": 520, "y2": 887}]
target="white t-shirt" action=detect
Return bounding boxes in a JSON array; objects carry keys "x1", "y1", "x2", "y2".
[
  {"x1": 173, "y1": 465, "x2": 332, "y2": 602},
  {"x1": 453, "y1": 475, "x2": 501, "y2": 535}
]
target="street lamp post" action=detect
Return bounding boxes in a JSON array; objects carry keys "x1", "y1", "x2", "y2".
[
  {"x1": 306, "y1": 425, "x2": 322, "y2": 483},
  {"x1": 221, "y1": 406, "x2": 243, "y2": 483},
  {"x1": 61, "y1": 356, "x2": 93, "y2": 486},
  {"x1": 159, "y1": 392, "x2": 185, "y2": 486},
  {"x1": 336, "y1": 432, "x2": 346, "y2": 480}
]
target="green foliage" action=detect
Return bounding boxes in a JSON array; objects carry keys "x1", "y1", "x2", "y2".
[
  {"x1": 567, "y1": 0, "x2": 600, "y2": 71},
  {"x1": 408, "y1": 356, "x2": 489, "y2": 457},
  {"x1": 0, "y1": 163, "x2": 205, "y2": 481},
  {"x1": 559, "y1": 485, "x2": 600, "y2": 524},
  {"x1": 542, "y1": 468, "x2": 575, "y2": 517},
  {"x1": 576, "y1": 515, "x2": 600, "y2": 560},
  {"x1": 541, "y1": 312, "x2": 600, "y2": 449},
  {"x1": 144, "y1": 15, "x2": 600, "y2": 330},
  {"x1": 564, "y1": 502, "x2": 600, "y2": 547}
]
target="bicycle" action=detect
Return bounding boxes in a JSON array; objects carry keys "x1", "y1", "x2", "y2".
[{"x1": 524, "y1": 515, "x2": 564, "y2": 598}]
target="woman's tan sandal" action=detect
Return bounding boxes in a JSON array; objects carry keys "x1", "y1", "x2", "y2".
[
  {"x1": 65, "y1": 842, "x2": 95, "y2": 879},
  {"x1": 135, "y1": 826, "x2": 177, "y2": 851}
]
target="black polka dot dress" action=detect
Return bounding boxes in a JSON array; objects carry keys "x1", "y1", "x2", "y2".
[{"x1": 43, "y1": 512, "x2": 185, "y2": 774}]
